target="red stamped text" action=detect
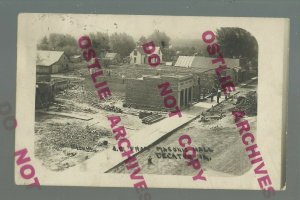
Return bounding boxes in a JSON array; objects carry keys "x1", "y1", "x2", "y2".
[{"x1": 15, "y1": 148, "x2": 40, "y2": 188}]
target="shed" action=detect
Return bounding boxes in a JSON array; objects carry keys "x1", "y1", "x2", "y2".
[
  {"x1": 103, "y1": 53, "x2": 121, "y2": 65},
  {"x1": 36, "y1": 50, "x2": 69, "y2": 74}
]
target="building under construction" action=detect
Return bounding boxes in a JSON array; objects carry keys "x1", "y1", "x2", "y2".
[
  {"x1": 124, "y1": 55, "x2": 249, "y2": 111},
  {"x1": 125, "y1": 74, "x2": 194, "y2": 111}
]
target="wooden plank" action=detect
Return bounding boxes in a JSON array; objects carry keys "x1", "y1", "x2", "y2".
[{"x1": 36, "y1": 111, "x2": 93, "y2": 121}]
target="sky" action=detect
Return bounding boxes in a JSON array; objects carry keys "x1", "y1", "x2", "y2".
[{"x1": 30, "y1": 13, "x2": 224, "y2": 41}]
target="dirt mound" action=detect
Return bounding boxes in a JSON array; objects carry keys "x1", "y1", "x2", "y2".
[
  {"x1": 207, "y1": 139, "x2": 251, "y2": 176},
  {"x1": 234, "y1": 91, "x2": 257, "y2": 116}
]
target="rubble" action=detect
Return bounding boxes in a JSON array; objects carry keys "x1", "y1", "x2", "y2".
[
  {"x1": 34, "y1": 121, "x2": 113, "y2": 171},
  {"x1": 234, "y1": 91, "x2": 257, "y2": 116}
]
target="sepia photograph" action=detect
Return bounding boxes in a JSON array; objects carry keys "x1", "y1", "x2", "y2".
[{"x1": 15, "y1": 13, "x2": 288, "y2": 190}]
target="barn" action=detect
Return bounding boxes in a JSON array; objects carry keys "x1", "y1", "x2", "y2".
[
  {"x1": 36, "y1": 50, "x2": 69, "y2": 74},
  {"x1": 103, "y1": 53, "x2": 121, "y2": 65}
]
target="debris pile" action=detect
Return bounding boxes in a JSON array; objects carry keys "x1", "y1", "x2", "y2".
[
  {"x1": 36, "y1": 122, "x2": 112, "y2": 153},
  {"x1": 234, "y1": 91, "x2": 257, "y2": 116},
  {"x1": 200, "y1": 104, "x2": 226, "y2": 123},
  {"x1": 99, "y1": 104, "x2": 123, "y2": 113},
  {"x1": 57, "y1": 81, "x2": 125, "y2": 113}
]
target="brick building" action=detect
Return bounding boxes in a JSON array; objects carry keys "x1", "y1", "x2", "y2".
[
  {"x1": 190, "y1": 66, "x2": 247, "y2": 101},
  {"x1": 174, "y1": 56, "x2": 247, "y2": 100},
  {"x1": 125, "y1": 74, "x2": 193, "y2": 111}
]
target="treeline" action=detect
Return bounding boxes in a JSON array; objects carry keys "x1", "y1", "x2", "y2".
[
  {"x1": 37, "y1": 33, "x2": 136, "y2": 59},
  {"x1": 37, "y1": 34, "x2": 80, "y2": 58},
  {"x1": 216, "y1": 27, "x2": 258, "y2": 70},
  {"x1": 37, "y1": 28, "x2": 258, "y2": 70},
  {"x1": 37, "y1": 30, "x2": 175, "y2": 60},
  {"x1": 172, "y1": 38, "x2": 208, "y2": 57}
]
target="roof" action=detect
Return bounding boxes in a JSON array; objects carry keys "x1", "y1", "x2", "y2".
[
  {"x1": 72, "y1": 55, "x2": 81, "y2": 58},
  {"x1": 175, "y1": 56, "x2": 240, "y2": 69},
  {"x1": 174, "y1": 56, "x2": 194, "y2": 67},
  {"x1": 105, "y1": 53, "x2": 119, "y2": 60},
  {"x1": 37, "y1": 50, "x2": 65, "y2": 66},
  {"x1": 132, "y1": 46, "x2": 161, "y2": 55}
]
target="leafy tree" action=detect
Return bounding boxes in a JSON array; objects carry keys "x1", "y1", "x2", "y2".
[
  {"x1": 161, "y1": 48, "x2": 176, "y2": 61},
  {"x1": 37, "y1": 36, "x2": 49, "y2": 50},
  {"x1": 101, "y1": 59, "x2": 111, "y2": 68},
  {"x1": 172, "y1": 38, "x2": 208, "y2": 56},
  {"x1": 148, "y1": 30, "x2": 171, "y2": 49},
  {"x1": 137, "y1": 36, "x2": 147, "y2": 45},
  {"x1": 216, "y1": 27, "x2": 258, "y2": 71},
  {"x1": 89, "y1": 32, "x2": 110, "y2": 55},
  {"x1": 109, "y1": 33, "x2": 135, "y2": 58},
  {"x1": 37, "y1": 33, "x2": 79, "y2": 58},
  {"x1": 176, "y1": 46, "x2": 204, "y2": 56}
]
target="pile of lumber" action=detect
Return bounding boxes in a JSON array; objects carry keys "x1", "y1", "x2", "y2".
[{"x1": 142, "y1": 113, "x2": 165, "y2": 124}]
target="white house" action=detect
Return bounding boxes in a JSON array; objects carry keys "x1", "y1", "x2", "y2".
[{"x1": 130, "y1": 46, "x2": 163, "y2": 65}]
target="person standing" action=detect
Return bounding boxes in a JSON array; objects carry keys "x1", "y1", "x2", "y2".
[
  {"x1": 217, "y1": 89, "x2": 221, "y2": 103},
  {"x1": 121, "y1": 74, "x2": 125, "y2": 84},
  {"x1": 148, "y1": 156, "x2": 153, "y2": 165}
]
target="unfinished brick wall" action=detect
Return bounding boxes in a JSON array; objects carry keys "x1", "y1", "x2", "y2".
[
  {"x1": 124, "y1": 74, "x2": 196, "y2": 111},
  {"x1": 125, "y1": 76, "x2": 181, "y2": 111}
]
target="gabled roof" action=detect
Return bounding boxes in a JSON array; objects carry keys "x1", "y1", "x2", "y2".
[
  {"x1": 132, "y1": 46, "x2": 161, "y2": 55},
  {"x1": 135, "y1": 47, "x2": 146, "y2": 55},
  {"x1": 175, "y1": 56, "x2": 240, "y2": 69},
  {"x1": 36, "y1": 50, "x2": 65, "y2": 66}
]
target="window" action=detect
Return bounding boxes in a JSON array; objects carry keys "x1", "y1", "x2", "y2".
[
  {"x1": 134, "y1": 57, "x2": 137, "y2": 63},
  {"x1": 149, "y1": 57, "x2": 157, "y2": 63}
]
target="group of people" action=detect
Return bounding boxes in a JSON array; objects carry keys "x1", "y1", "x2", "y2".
[{"x1": 200, "y1": 87, "x2": 222, "y2": 103}]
